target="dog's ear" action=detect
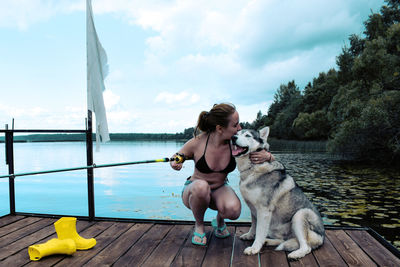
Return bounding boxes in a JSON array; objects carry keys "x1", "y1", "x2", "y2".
[{"x1": 259, "y1": 127, "x2": 269, "y2": 140}]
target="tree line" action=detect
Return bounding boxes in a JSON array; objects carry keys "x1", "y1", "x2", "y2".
[
  {"x1": 240, "y1": 0, "x2": 400, "y2": 164},
  {"x1": 0, "y1": 132, "x2": 194, "y2": 143}
]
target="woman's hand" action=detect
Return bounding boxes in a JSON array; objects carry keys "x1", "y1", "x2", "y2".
[
  {"x1": 250, "y1": 149, "x2": 274, "y2": 164},
  {"x1": 170, "y1": 160, "x2": 183, "y2": 170},
  {"x1": 170, "y1": 153, "x2": 184, "y2": 170}
]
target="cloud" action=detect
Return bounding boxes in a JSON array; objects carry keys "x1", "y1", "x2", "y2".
[
  {"x1": 0, "y1": 0, "x2": 82, "y2": 30},
  {"x1": 176, "y1": 53, "x2": 242, "y2": 78},
  {"x1": 154, "y1": 91, "x2": 200, "y2": 106},
  {"x1": 96, "y1": 90, "x2": 138, "y2": 130},
  {"x1": 2, "y1": 0, "x2": 383, "y2": 69},
  {"x1": 236, "y1": 102, "x2": 273, "y2": 123},
  {"x1": 233, "y1": 0, "x2": 375, "y2": 67},
  {"x1": 0, "y1": 104, "x2": 48, "y2": 119},
  {"x1": 0, "y1": 103, "x2": 85, "y2": 129},
  {"x1": 106, "y1": 69, "x2": 125, "y2": 83},
  {"x1": 92, "y1": 0, "x2": 380, "y2": 67},
  {"x1": 103, "y1": 90, "x2": 120, "y2": 110},
  {"x1": 106, "y1": 110, "x2": 136, "y2": 128}
]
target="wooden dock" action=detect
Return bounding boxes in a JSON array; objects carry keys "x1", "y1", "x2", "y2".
[{"x1": 0, "y1": 215, "x2": 399, "y2": 266}]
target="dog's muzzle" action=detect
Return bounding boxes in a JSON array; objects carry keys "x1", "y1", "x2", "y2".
[{"x1": 231, "y1": 136, "x2": 248, "y2": 157}]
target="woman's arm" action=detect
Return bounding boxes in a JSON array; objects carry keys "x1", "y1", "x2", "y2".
[{"x1": 170, "y1": 138, "x2": 196, "y2": 171}]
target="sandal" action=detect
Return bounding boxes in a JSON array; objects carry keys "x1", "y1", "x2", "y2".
[
  {"x1": 191, "y1": 231, "x2": 207, "y2": 246},
  {"x1": 211, "y1": 218, "x2": 230, "y2": 238}
]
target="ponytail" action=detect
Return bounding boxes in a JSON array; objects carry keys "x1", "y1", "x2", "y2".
[{"x1": 194, "y1": 103, "x2": 236, "y2": 137}]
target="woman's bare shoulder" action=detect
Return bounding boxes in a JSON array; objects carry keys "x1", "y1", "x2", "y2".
[
  {"x1": 186, "y1": 133, "x2": 206, "y2": 147},
  {"x1": 182, "y1": 133, "x2": 205, "y2": 154}
]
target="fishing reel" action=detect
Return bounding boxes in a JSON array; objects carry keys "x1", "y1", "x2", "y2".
[{"x1": 171, "y1": 153, "x2": 185, "y2": 164}]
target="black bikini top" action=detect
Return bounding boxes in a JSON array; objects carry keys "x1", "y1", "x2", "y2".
[{"x1": 195, "y1": 134, "x2": 236, "y2": 174}]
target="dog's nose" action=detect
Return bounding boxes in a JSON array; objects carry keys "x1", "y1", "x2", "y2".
[{"x1": 232, "y1": 136, "x2": 238, "y2": 142}]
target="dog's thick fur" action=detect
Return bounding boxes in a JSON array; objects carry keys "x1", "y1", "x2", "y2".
[{"x1": 232, "y1": 127, "x2": 325, "y2": 259}]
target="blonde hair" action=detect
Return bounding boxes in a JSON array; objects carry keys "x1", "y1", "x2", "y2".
[{"x1": 195, "y1": 103, "x2": 236, "y2": 136}]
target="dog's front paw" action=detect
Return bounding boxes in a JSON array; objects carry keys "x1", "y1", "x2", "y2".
[
  {"x1": 240, "y1": 232, "x2": 255, "y2": 240},
  {"x1": 244, "y1": 245, "x2": 261, "y2": 255}
]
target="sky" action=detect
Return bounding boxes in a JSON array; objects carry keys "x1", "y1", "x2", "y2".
[{"x1": 0, "y1": 0, "x2": 385, "y2": 133}]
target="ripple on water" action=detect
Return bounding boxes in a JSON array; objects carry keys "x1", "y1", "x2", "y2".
[{"x1": 274, "y1": 152, "x2": 400, "y2": 249}]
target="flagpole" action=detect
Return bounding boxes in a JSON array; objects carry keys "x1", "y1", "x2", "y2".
[
  {"x1": 86, "y1": 110, "x2": 95, "y2": 221},
  {"x1": 86, "y1": 0, "x2": 95, "y2": 221}
]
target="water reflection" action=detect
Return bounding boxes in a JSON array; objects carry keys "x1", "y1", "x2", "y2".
[{"x1": 275, "y1": 153, "x2": 400, "y2": 249}]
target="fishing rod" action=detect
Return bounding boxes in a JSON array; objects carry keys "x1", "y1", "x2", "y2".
[{"x1": 0, "y1": 154, "x2": 186, "y2": 179}]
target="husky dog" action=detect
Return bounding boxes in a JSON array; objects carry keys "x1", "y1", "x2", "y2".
[{"x1": 231, "y1": 127, "x2": 324, "y2": 260}]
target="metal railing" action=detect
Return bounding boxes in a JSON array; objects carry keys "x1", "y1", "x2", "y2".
[
  {"x1": 0, "y1": 111, "x2": 96, "y2": 220},
  {"x1": 0, "y1": 112, "x2": 180, "y2": 222}
]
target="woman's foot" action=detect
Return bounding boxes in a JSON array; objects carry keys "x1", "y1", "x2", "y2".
[
  {"x1": 192, "y1": 224, "x2": 207, "y2": 246},
  {"x1": 211, "y1": 218, "x2": 230, "y2": 238},
  {"x1": 192, "y1": 231, "x2": 207, "y2": 246}
]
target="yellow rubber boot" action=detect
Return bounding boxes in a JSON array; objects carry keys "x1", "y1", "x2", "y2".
[
  {"x1": 28, "y1": 238, "x2": 76, "y2": 261},
  {"x1": 54, "y1": 217, "x2": 96, "y2": 250}
]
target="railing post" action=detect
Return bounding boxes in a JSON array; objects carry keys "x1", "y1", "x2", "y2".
[
  {"x1": 86, "y1": 111, "x2": 95, "y2": 221},
  {"x1": 5, "y1": 125, "x2": 15, "y2": 215}
]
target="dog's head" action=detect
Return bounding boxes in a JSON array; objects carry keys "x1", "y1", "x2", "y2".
[{"x1": 231, "y1": 127, "x2": 270, "y2": 158}]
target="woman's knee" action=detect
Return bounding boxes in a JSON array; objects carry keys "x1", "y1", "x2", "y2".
[
  {"x1": 191, "y1": 180, "x2": 211, "y2": 199},
  {"x1": 220, "y1": 199, "x2": 241, "y2": 220},
  {"x1": 228, "y1": 201, "x2": 242, "y2": 219}
]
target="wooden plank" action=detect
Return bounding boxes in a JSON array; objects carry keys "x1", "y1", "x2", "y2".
[
  {"x1": 313, "y1": 234, "x2": 347, "y2": 266},
  {"x1": 2, "y1": 215, "x2": 400, "y2": 267},
  {"x1": 202, "y1": 226, "x2": 235, "y2": 267},
  {"x1": 0, "y1": 216, "x2": 43, "y2": 245},
  {"x1": 113, "y1": 224, "x2": 173, "y2": 266},
  {"x1": 346, "y1": 229, "x2": 400, "y2": 267},
  {"x1": 53, "y1": 221, "x2": 133, "y2": 266},
  {"x1": 141, "y1": 224, "x2": 192, "y2": 267},
  {"x1": 85, "y1": 222, "x2": 153, "y2": 266},
  {"x1": 0, "y1": 218, "x2": 56, "y2": 261},
  {"x1": 0, "y1": 215, "x2": 25, "y2": 228},
  {"x1": 289, "y1": 250, "x2": 319, "y2": 267},
  {"x1": 259, "y1": 247, "x2": 289, "y2": 267},
  {"x1": 0, "y1": 217, "x2": 42, "y2": 238},
  {"x1": 170, "y1": 226, "x2": 211, "y2": 267},
  {"x1": 2, "y1": 219, "x2": 97, "y2": 267},
  {"x1": 326, "y1": 230, "x2": 377, "y2": 267},
  {"x1": 231, "y1": 226, "x2": 259, "y2": 267}
]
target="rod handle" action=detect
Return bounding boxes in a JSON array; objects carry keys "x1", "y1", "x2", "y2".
[{"x1": 170, "y1": 154, "x2": 185, "y2": 164}]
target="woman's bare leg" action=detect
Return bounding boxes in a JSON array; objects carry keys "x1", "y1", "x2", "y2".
[
  {"x1": 210, "y1": 185, "x2": 241, "y2": 233},
  {"x1": 182, "y1": 180, "x2": 211, "y2": 244}
]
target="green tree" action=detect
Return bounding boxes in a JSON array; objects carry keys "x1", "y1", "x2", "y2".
[
  {"x1": 268, "y1": 81, "x2": 302, "y2": 139},
  {"x1": 302, "y1": 69, "x2": 338, "y2": 113},
  {"x1": 327, "y1": 0, "x2": 400, "y2": 163},
  {"x1": 176, "y1": 127, "x2": 194, "y2": 140},
  {"x1": 252, "y1": 111, "x2": 268, "y2": 130},
  {"x1": 336, "y1": 46, "x2": 354, "y2": 85},
  {"x1": 328, "y1": 91, "x2": 400, "y2": 162},
  {"x1": 293, "y1": 111, "x2": 331, "y2": 140},
  {"x1": 291, "y1": 69, "x2": 339, "y2": 140}
]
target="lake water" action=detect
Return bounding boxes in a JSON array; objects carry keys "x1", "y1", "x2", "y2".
[{"x1": 0, "y1": 141, "x2": 399, "y2": 249}]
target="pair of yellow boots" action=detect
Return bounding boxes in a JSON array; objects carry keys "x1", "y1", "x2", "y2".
[{"x1": 28, "y1": 217, "x2": 96, "y2": 261}]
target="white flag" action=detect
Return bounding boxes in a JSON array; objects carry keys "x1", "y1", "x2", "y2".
[{"x1": 86, "y1": 0, "x2": 110, "y2": 150}]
